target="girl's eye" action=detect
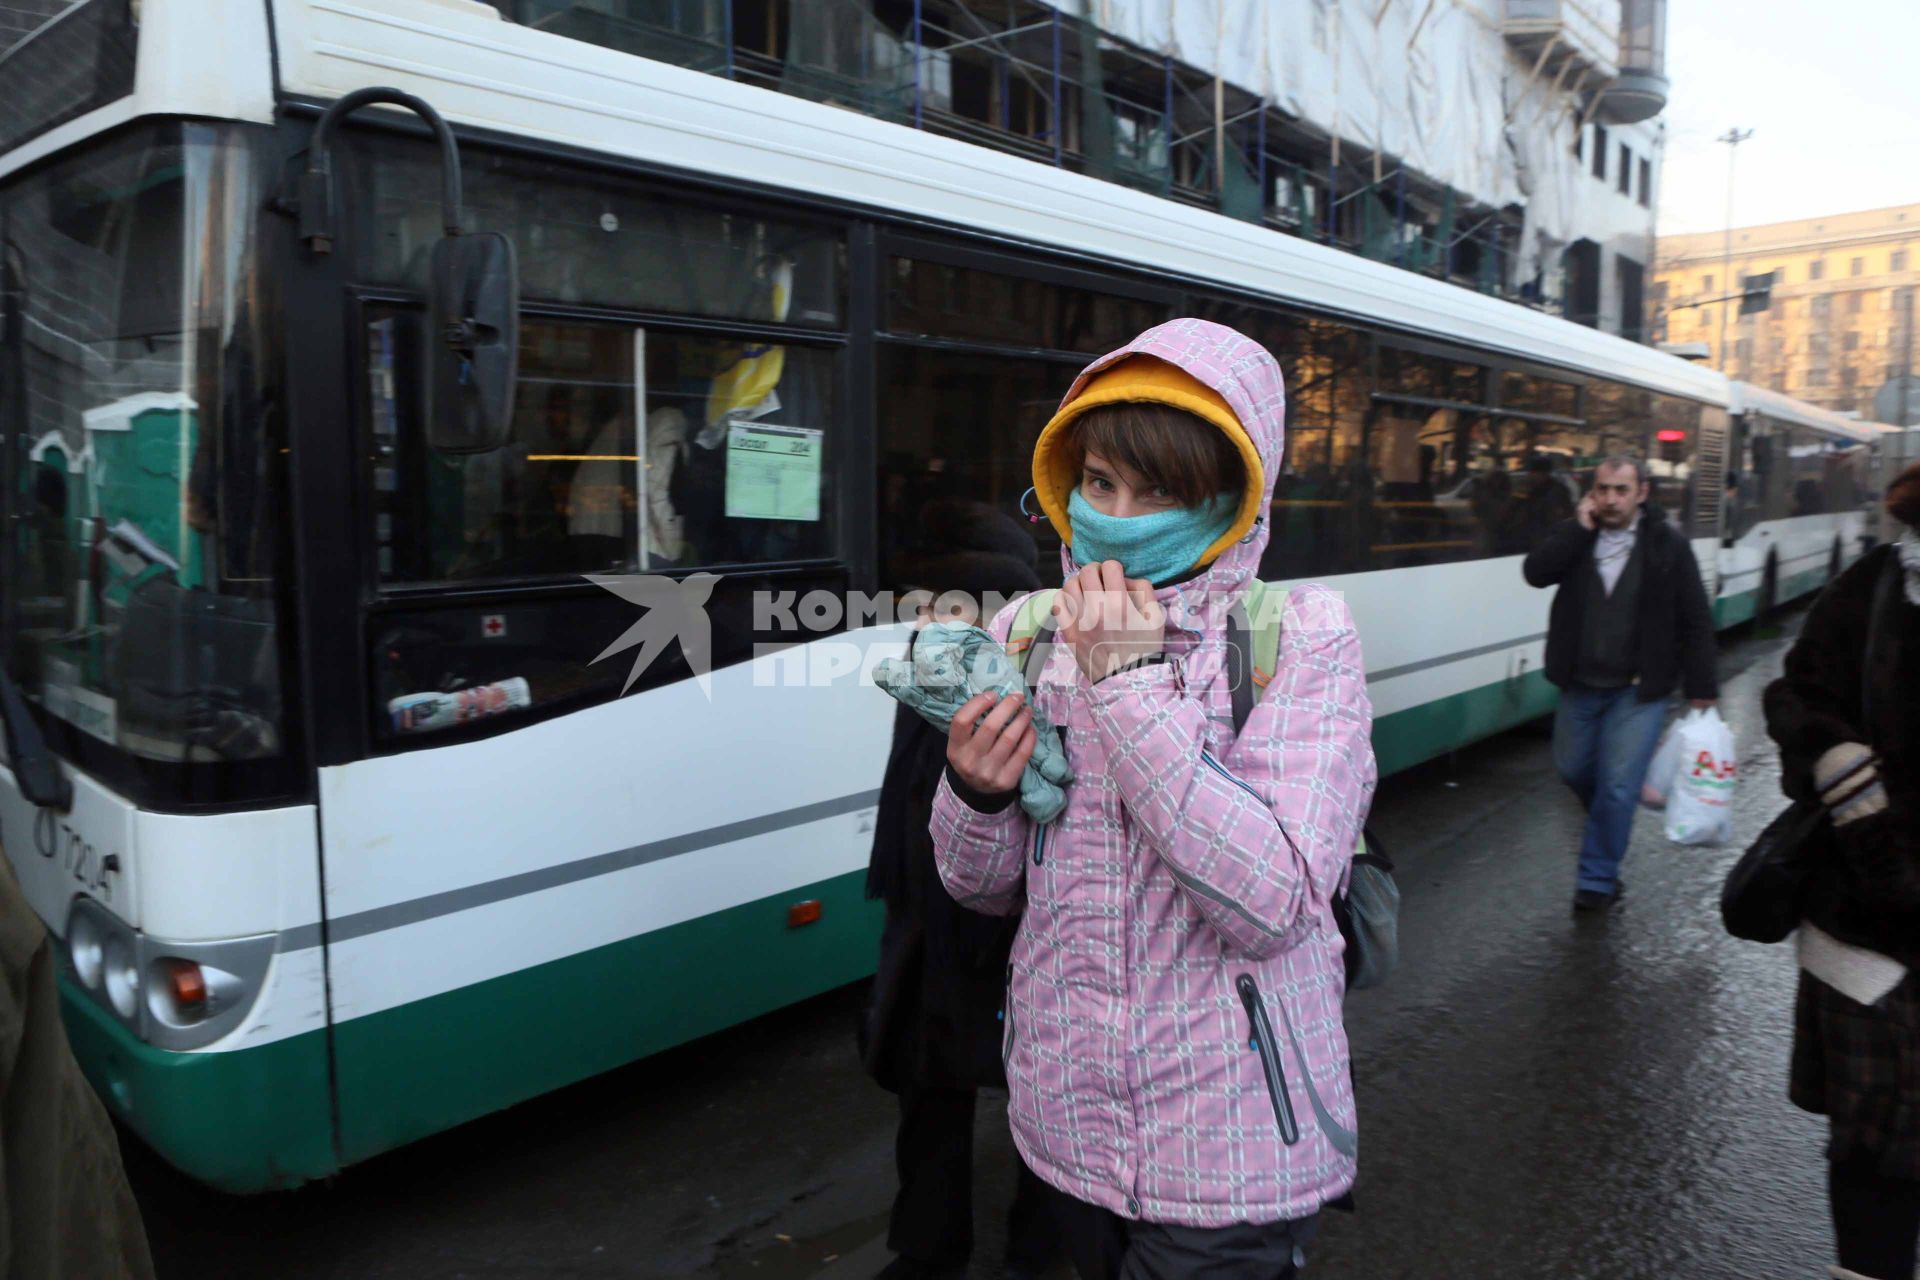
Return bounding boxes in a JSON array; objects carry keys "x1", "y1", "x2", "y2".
[{"x1": 1088, "y1": 476, "x2": 1114, "y2": 493}]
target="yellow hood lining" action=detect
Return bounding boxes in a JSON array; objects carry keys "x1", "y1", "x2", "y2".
[{"x1": 1031, "y1": 357, "x2": 1265, "y2": 571}]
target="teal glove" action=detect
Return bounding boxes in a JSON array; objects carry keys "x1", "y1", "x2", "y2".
[{"x1": 874, "y1": 622, "x2": 1074, "y2": 824}]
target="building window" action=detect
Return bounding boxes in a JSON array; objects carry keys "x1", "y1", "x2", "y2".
[
  {"x1": 1616, "y1": 255, "x2": 1645, "y2": 341},
  {"x1": 1852, "y1": 257, "x2": 1865, "y2": 276},
  {"x1": 1638, "y1": 158, "x2": 1651, "y2": 208},
  {"x1": 1844, "y1": 331, "x2": 1860, "y2": 351},
  {"x1": 1702, "y1": 273, "x2": 1715, "y2": 293},
  {"x1": 1574, "y1": 127, "x2": 1584, "y2": 161},
  {"x1": 1848, "y1": 292, "x2": 1864, "y2": 314},
  {"x1": 1809, "y1": 258, "x2": 1826, "y2": 281},
  {"x1": 1617, "y1": 144, "x2": 1632, "y2": 195},
  {"x1": 1895, "y1": 250, "x2": 1910, "y2": 272},
  {"x1": 1592, "y1": 124, "x2": 1608, "y2": 180}
]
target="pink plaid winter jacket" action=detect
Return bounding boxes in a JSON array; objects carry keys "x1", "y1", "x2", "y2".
[{"x1": 931, "y1": 318, "x2": 1377, "y2": 1227}]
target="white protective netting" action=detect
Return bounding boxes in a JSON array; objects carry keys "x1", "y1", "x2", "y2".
[{"x1": 1066, "y1": 0, "x2": 1618, "y2": 280}]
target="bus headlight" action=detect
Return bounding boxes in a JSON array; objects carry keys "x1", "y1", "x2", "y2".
[
  {"x1": 64, "y1": 896, "x2": 276, "y2": 1048},
  {"x1": 102, "y1": 933, "x2": 140, "y2": 1020},
  {"x1": 67, "y1": 909, "x2": 105, "y2": 990}
]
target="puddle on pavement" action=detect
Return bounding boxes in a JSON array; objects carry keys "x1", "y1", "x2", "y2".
[{"x1": 706, "y1": 1210, "x2": 891, "y2": 1279}]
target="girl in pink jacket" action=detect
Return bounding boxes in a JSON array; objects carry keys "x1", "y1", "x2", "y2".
[{"x1": 933, "y1": 318, "x2": 1376, "y2": 1277}]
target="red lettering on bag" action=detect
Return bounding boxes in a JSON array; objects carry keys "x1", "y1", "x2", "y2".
[{"x1": 1690, "y1": 751, "x2": 1736, "y2": 781}]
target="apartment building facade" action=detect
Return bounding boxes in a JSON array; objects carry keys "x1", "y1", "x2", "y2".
[{"x1": 1654, "y1": 204, "x2": 1920, "y2": 419}]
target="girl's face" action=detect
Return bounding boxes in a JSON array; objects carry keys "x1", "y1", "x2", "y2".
[{"x1": 1080, "y1": 449, "x2": 1179, "y2": 519}]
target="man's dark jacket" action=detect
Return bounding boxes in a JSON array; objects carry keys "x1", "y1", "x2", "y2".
[{"x1": 1521, "y1": 502, "x2": 1719, "y2": 703}]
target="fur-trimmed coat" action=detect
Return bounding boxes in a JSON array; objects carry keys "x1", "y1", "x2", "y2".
[
  {"x1": 1765, "y1": 544, "x2": 1920, "y2": 1174},
  {"x1": 1764, "y1": 545, "x2": 1920, "y2": 967}
]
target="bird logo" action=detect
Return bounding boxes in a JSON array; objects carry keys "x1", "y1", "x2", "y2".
[{"x1": 585, "y1": 572, "x2": 721, "y2": 697}]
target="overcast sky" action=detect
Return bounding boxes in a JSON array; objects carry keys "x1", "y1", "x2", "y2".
[{"x1": 1656, "y1": 0, "x2": 1920, "y2": 237}]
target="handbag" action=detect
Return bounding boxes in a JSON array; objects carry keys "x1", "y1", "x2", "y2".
[
  {"x1": 1719, "y1": 799, "x2": 1830, "y2": 942},
  {"x1": 1719, "y1": 554, "x2": 1897, "y2": 942}
]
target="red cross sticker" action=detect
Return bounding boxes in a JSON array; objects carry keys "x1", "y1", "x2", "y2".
[{"x1": 481, "y1": 614, "x2": 507, "y2": 639}]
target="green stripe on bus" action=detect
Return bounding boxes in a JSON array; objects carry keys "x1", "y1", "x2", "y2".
[
  {"x1": 66, "y1": 668, "x2": 1616, "y2": 1190},
  {"x1": 59, "y1": 979, "x2": 336, "y2": 1193},
  {"x1": 328, "y1": 869, "x2": 886, "y2": 1169},
  {"x1": 1715, "y1": 588, "x2": 1761, "y2": 629},
  {"x1": 1371, "y1": 668, "x2": 1558, "y2": 776},
  {"x1": 321, "y1": 670, "x2": 1559, "y2": 1167}
]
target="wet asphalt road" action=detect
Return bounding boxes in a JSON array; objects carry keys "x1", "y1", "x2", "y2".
[{"x1": 128, "y1": 616, "x2": 1835, "y2": 1280}]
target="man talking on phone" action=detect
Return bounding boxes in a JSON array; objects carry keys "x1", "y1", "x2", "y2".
[{"x1": 1523, "y1": 456, "x2": 1719, "y2": 914}]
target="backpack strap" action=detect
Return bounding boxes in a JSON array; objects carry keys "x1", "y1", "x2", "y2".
[
  {"x1": 1226, "y1": 601, "x2": 1253, "y2": 736},
  {"x1": 1228, "y1": 579, "x2": 1288, "y2": 736},
  {"x1": 1244, "y1": 579, "x2": 1284, "y2": 693},
  {"x1": 1006, "y1": 588, "x2": 1059, "y2": 688}
]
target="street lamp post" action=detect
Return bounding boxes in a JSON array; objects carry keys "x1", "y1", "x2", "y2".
[{"x1": 1715, "y1": 127, "x2": 1753, "y2": 374}]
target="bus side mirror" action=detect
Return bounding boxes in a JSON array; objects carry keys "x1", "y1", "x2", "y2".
[{"x1": 427, "y1": 231, "x2": 519, "y2": 455}]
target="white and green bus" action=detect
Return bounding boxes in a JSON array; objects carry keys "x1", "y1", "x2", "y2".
[
  {"x1": 1720, "y1": 380, "x2": 1884, "y2": 626},
  {"x1": 0, "y1": 0, "x2": 1880, "y2": 1192}
]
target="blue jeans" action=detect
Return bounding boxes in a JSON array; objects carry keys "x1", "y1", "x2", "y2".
[{"x1": 1552, "y1": 684, "x2": 1670, "y2": 894}]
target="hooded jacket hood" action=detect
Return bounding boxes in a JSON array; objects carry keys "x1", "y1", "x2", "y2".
[{"x1": 1032, "y1": 318, "x2": 1285, "y2": 595}]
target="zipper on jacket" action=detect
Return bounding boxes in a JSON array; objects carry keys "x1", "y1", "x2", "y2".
[
  {"x1": 1033, "y1": 822, "x2": 1048, "y2": 866},
  {"x1": 1237, "y1": 973, "x2": 1300, "y2": 1145},
  {"x1": 1001, "y1": 963, "x2": 1017, "y2": 1071}
]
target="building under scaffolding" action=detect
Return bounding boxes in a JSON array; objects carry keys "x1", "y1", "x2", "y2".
[{"x1": 493, "y1": 0, "x2": 1668, "y2": 339}]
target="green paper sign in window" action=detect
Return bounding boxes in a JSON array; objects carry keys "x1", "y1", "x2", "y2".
[{"x1": 725, "y1": 423, "x2": 823, "y2": 522}]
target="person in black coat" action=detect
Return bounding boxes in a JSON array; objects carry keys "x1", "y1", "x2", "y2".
[
  {"x1": 1764, "y1": 465, "x2": 1920, "y2": 1280},
  {"x1": 863, "y1": 500, "x2": 1054, "y2": 1280},
  {"x1": 1522, "y1": 458, "x2": 1719, "y2": 913}
]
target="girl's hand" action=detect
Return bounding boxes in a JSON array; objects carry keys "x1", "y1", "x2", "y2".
[
  {"x1": 1056, "y1": 560, "x2": 1165, "y2": 683},
  {"x1": 946, "y1": 692, "x2": 1035, "y2": 796}
]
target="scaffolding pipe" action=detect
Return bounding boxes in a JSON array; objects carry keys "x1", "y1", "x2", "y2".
[
  {"x1": 1214, "y1": 73, "x2": 1226, "y2": 196},
  {"x1": 1256, "y1": 100, "x2": 1267, "y2": 214},
  {"x1": 934, "y1": 17, "x2": 1054, "y2": 57},
  {"x1": 1327, "y1": 159, "x2": 1337, "y2": 245},
  {"x1": 1051, "y1": 7, "x2": 1063, "y2": 166},
  {"x1": 1394, "y1": 165, "x2": 1406, "y2": 267},
  {"x1": 912, "y1": 0, "x2": 924, "y2": 130},
  {"x1": 1164, "y1": 54, "x2": 1174, "y2": 184}
]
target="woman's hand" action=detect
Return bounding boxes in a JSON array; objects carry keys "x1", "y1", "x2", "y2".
[
  {"x1": 947, "y1": 692, "x2": 1035, "y2": 796},
  {"x1": 1056, "y1": 560, "x2": 1165, "y2": 683}
]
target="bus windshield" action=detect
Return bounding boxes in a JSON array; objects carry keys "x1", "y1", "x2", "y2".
[
  {"x1": 0, "y1": 123, "x2": 290, "y2": 787},
  {"x1": 0, "y1": 0, "x2": 137, "y2": 155}
]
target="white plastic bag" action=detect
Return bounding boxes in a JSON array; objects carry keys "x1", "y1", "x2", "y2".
[
  {"x1": 1641, "y1": 721, "x2": 1683, "y2": 810},
  {"x1": 1663, "y1": 708, "x2": 1737, "y2": 846}
]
